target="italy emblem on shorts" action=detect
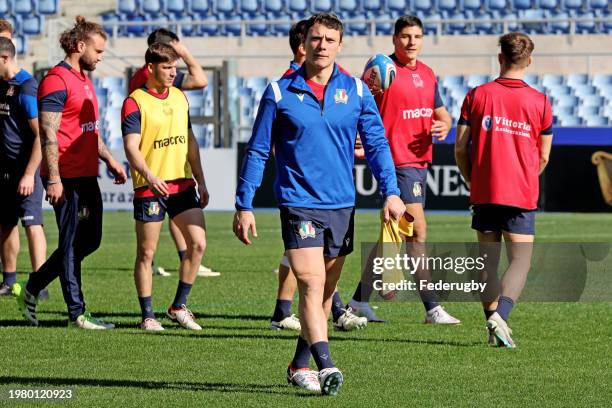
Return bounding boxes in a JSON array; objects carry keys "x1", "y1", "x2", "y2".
[
  {"x1": 413, "y1": 182, "x2": 423, "y2": 197},
  {"x1": 147, "y1": 202, "x2": 160, "y2": 216},
  {"x1": 334, "y1": 89, "x2": 348, "y2": 104},
  {"x1": 6, "y1": 85, "x2": 14, "y2": 96},
  {"x1": 78, "y1": 206, "x2": 90, "y2": 221},
  {"x1": 298, "y1": 221, "x2": 316, "y2": 240}
]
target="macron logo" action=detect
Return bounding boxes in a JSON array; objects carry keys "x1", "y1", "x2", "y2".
[
  {"x1": 296, "y1": 93, "x2": 304, "y2": 102},
  {"x1": 402, "y1": 108, "x2": 433, "y2": 120}
]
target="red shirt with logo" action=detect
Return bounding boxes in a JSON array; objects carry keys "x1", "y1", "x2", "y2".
[
  {"x1": 376, "y1": 56, "x2": 444, "y2": 169},
  {"x1": 38, "y1": 62, "x2": 100, "y2": 178},
  {"x1": 459, "y1": 77, "x2": 553, "y2": 210}
]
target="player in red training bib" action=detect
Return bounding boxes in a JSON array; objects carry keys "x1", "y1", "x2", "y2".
[
  {"x1": 455, "y1": 32, "x2": 553, "y2": 348},
  {"x1": 349, "y1": 15, "x2": 460, "y2": 325},
  {"x1": 16, "y1": 17, "x2": 127, "y2": 329}
]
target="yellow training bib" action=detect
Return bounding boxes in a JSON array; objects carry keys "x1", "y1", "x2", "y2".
[{"x1": 129, "y1": 87, "x2": 192, "y2": 189}]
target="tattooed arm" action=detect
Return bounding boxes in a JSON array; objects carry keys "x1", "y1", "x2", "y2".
[{"x1": 39, "y1": 111, "x2": 63, "y2": 204}]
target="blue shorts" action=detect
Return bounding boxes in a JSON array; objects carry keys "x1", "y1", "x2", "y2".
[
  {"x1": 280, "y1": 206, "x2": 355, "y2": 258},
  {"x1": 471, "y1": 204, "x2": 536, "y2": 235},
  {"x1": 396, "y1": 167, "x2": 427, "y2": 205},
  {"x1": 133, "y1": 186, "x2": 200, "y2": 222},
  {"x1": 0, "y1": 169, "x2": 44, "y2": 227}
]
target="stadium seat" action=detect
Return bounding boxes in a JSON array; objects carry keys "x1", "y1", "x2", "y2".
[
  {"x1": 271, "y1": 13, "x2": 292, "y2": 35},
  {"x1": 471, "y1": 11, "x2": 497, "y2": 34},
  {"x1": 241, "y1": 0, "x2": 261, "y2": 15},
  {"x1": 337, "y1": 0, "x2": 358, "y2": 14},
  {"x1": 572, "y1": 84, "x2": 597, "y2": 98},
  {"x1": 559, "y1": 115, "x2": 581, "y2": 126},
  {"x1": 523, "y1": 74, "x2": 539, "y2": 86},
  {"x1": 539, "y1": 0, "x2": 559, "y2": 10},
  {"x1": 466, "y1": 74, "x2": 489, "y2": 88},
  {"x1": 513, "y1": 0, "x2": 534, "y2": 10},
  {"x1": 175, "y1": 14, "x2": 196, "y2": 36},
  {"x1": 166, "y1": 0, "x2": 188, "y2": 14},
  {"x1": 22, "y1": 15, "x2": 43, "y2": 35},
  {"x1": 13, "y1": 0, "x2": 34, "y2": 15},
  {"x1": 118, "y1": 0, "x2": 140, "y2": 15},
  {"x1": 38, "y1": 0, "x2": 60, "y2": 15},
  {"x1": 217, "y1": 0, "x2": 237, "y2": 14},
  {"x1": 375, "y1": 12, "x2": 394, "y2": 35},
  {"x1": 563, "y1": 0, "x2": 584, "y2": 13},
  {"x1": 438, "y1": 0, "x2": 459, "y2": 14},
  {"x1": 542, "y1": 74, "x2": 565, "y2": 88},
  {"x1": 142, "y1": 0, "x2": 163, "y2": 15},
  {"x1": 247, "y1": 14, "x2": 269, "y2": 35},
  {"x1": 263, "y1": 0, "x2": 283, "y2": 15},
  {"x1": 363, "y1": 0, "x2": 382, "y2": 13},
  {"x1": 288, "y1": 0, "x2": 308, "y2": 14},
  {"x1": 14, "y1": 35, "x2": 26, "y2": 55},
  {"x1": 463, "y1": 0, "x2": 482, "y2": 11},
  {"x1": 550, "y1": 11, "x2": 570, "y2": 33},
  {"x1": 554, "y1": 94, "x2": 578, "y2": 108},
  {"x1": 520, "y1": 9, "x2": 548, "y2": 34},
  {"x1": 191, "y1": 0, "x2": 210, "y2": 14},
  {"x1": 486, "y1": 0, "x2": 508, "y2": 12},
  {"x1": 567, "y1": 73, "x2": 589, "y2": 86},
  {"x1": 588, "y1": 0, "x2": 608, "y2": 10},
  {"x1": 592, "y1": 74, "x2": 612, "y2": 88},
  {"x1": 583, "y1": 116, "x2": 608, "y2": 126},
  {"x1": 576, "y1": 11, "x2": 597, "y2": 33},
  {"x1": 388, "y1": 0, "x2": 407, "y2": 15},
  {"x1": 580, "y1": 94, "x2": 603, "y2": 108},
  {"x1": 223, "y1": 14, "x2": 243, "y2": 36},
  {"x1": 312, "y1": 0, "x2": 333, "y2": 13},
  {"x1": 0, "y1": 0, "x2": 9, "y2": 14},
  {"x1": 446, "y1": 12, "x2": 469, "y2": 34},
  {"x1": 414, "y1": 0, "x2": 433, "y2": 13},
  {"x1": 502, "y1": 12, "x2": 521, "y2": 31},
  {"x1": 198, "y1": 15, "x2": 219, "y2": 36}
]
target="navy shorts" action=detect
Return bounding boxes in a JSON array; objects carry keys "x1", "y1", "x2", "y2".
[
  {"x1": 133, "y1": 186, "x2": 200, "y2": 222},
  {"x1": 471, "y1": 204, "x2": 536, "y2": 235},
  {"x1": 0, "y1": 169, "x2": 44, "y2": 227},
  {"x1": 280, "y1": 206, "x2": 355, "y2": 258},
  {"x1": 396, "y1": 167, "x2": 427, "y2": 205}
]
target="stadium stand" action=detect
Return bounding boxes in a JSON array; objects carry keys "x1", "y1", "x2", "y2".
[
  {"x1": 98, "y1": 0, "x2": 612, "y2": 37},
  {"x1": 0, "y1": 0, "x2": 60, "y2": 53},
  {"x1": 93, "y1": 72, "x2": 612, "y2": 148}
]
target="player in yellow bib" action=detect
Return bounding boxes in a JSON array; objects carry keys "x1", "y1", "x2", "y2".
[{"x1": 122, "y1": 42, "x2": 209, "y2": 331}]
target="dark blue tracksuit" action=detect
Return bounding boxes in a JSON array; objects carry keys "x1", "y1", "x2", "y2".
[{"x1": 27, "y1": 177, "x2": 102, "y2": 320}]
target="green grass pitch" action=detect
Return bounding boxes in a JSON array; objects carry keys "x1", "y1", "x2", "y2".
[{"x1": 1, "y1": 211, "x2": 611, "y2": 407}]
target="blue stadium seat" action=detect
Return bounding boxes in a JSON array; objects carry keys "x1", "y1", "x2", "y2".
[
  {"x1": 22, "y1": 15, "x2": 43, "y2": 35},
  {"x1": 554, "y1": 105, "x2": 575, "y2": 120},
  {"x1": 143, "y1": 0, "x2": 163, "y2": 15},
  {"x1": 166, "y1": 0, "x2": 188, "y2": 14},
  {"x1": 539, "y1": 0, "x2": 559, "y2": 9},
  {"x1": 502, "y1": 12, "x2": 520, "y2": 31},
  {"x1": 14, "y1": 35, "x2": 26, "y2": 55},
  {"x1": 263, "y1": 0, "x2": 283, "y2": 15},
  {"x1": 248, "y1": 14, "x2": 269, "y2": 35},
  {"x1": 363, "y1": 0, "x2": 382, "y2": 13},
  {"x1": 0, "y1": 0, "x2": 9, "y2": 14},
  {"x1": 466, "y1": 74, "x2": 489, "y2": 88},
  {"x1": 588, "y1": 0, "x2": 608, "y2": 10},
  {"x1": 487, "y1": 0, "x2": 508, "y2": 12},
  {"x1": 566, "y1": 73, "x2": 588, "y2": 86},
  {"x1": 288, "y1": 0, "x2": 308, "y2": 14},
  {"x1": 38, "y1": 0, "x2": 60, "y2": 15},
  {"x1": 375, "y1": 12, "x2": 394, "y2": 35},
  {"x1": 13, "y1": 0, "x2": 34, "y2": 15},
  {"x1": 542, "y1": 74, "x2": 565, "y2": 88},
  {"x1": 592, "y1": 74, "x2": 612, "y2": 88},
  {"x1": 580, "y1": 94, "x2": 603, "y2": 108},
  {"x1": 217, "y1": 0, "x2": 237, "y2": 14},
  {"x1": 550, "y1": 11, "x2": 570, "y2": 33},
  {"x1": 548, "y1": 84, "x2": 572, "y2": 96},
  {"x1": 198, "y1": 15, "x2": 219, "y2": 36},
  {"x1": 472, "y1": 11, "x2": 496, "y2": 34},
  {"x1": 241, "y1": 0, "x2": 260, "y2": 15},
  {"x1": 118, "y1": 0, "x2": 140, "y2": 15},
  {"x1": 345, "y1": 19, "x2": 368, "y2": 35},
  {"x1": 578, "y1": 105, "x2": 599, "y2": 117},
  {"x1": 554, "y1": 94, "x2": 578, "y2": 108},
  {"x1": 513, "y1": 0, "x2": 534, "y2": 10},
  {"x1": 414, "y1": 0, "x2": 433, "y2": 13},
  {"x1": 520, "y1": 9, "x2": 548, "y2": 34},
  {"x1": 176, "y1": 15, "x2": 196, "y2": 36},
  {"x1": 388, "y1": 0, "x2": 407, "y2": 15},
  {"x1": 191, "y1": 0, "x2": 210, "y2": 14},
  {"x1": 559, "y1": 115, "x2": 581, "y2": 126},
  {"x1": 572, "y1": 84, "x2": 597, "y2": 97},
  {"x1": 442, "y1": 75, "x2": 465, "y2": 88},
  {"x1": 463, "y1": 0, "x2": 482, "y2": 11},
  {"x1": 271, "y1": 13, "x2": 292, "y2": 36},
  {"x1": 583, "y1": 115, "x2": 608, "y2": 126},
  {"x1": 576, "y1": 11, "x2": 597, "y2": 33},
  {"x1": 337, "y1": 0, "x2": 358, "y2": 14},
  {"x1": 312, "y1": 0, "x2": 333, "y2": 13},
  {"x1": 523, "y1": 74, "x2": 539, "y2": 86},
  {"x1": 438, "y1": 0, "x2": 459, "y2": 13},
  {"x1": 223, "y1": 14, "x2": 243, "y2": 36},
  {"x1": 563, "y1": 0, "x2": 584, "y2": 13},
  {"x1": 446, "y1": 12, "x2": 469, "y2": 34}
]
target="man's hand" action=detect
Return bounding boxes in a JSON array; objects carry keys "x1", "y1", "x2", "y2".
[
  {"x1": 382, "y1": 195, "x2": 405, "y2": 222},
  {"x1": 171, "y1": 41, "x2": 188, "y2": 59},
  {"x1": 431, "y1": 119, "x2": 450, "y2": 141},
  {"x1": 107, "y1": 159, "x2": 128, "y2": 184},
  {"x1": 147, "y1": 175, "x2": 169, "y2": 197},
  {"x1": 198, "y1": 183, "x2": 209, "y2": 208},
  {"x1": 17, "y1": 173, "x2": 35, "y2": 196},
  {"x1": 46, "y1": 181, "x2": 64, "y2": 206},
  {"x1": 233, "y1": 210, "x2": 257, "y2": 245}
]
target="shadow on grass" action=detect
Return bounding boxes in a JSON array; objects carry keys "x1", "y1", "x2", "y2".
[
  {"x1": 0, "y1": 376, "x2": 318, "y2": 397},
  {"x1": 38, "y1": 311, "x2": 271, "y2": 321},
  {"x1": 118, "y1": 330, "x2": 481, "y2": 347}
]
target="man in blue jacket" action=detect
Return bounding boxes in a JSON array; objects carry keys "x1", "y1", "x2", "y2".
[{"x1": 233, "y1": 13, "x2": 405, "y2": 396}]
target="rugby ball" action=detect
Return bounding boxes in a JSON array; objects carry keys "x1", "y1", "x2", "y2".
[{"x1": 361, "y1": 54, "x2": 396, "y2": 92}]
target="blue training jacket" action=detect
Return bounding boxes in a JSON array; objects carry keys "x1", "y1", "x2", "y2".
[{"x1": 236, "y1": 64, "x2": 400, "y2": 210}]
